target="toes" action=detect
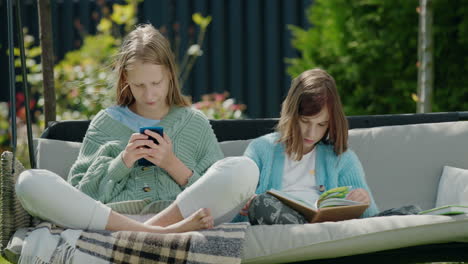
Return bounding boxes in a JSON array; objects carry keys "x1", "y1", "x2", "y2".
[
  {"x1": 198, "y1": 210, "x2": 206, "y2": 218},
  {"x1": 190, "y1": 208, "x2": 213, "y2": 229},
  {"x1": 201, "y1": 208, "x2": 211, "y2": 216},
  {"x1": 201, "y1": 216, "x2": 214, "y2": 228},
  {"x1": 196, "y1": 208, "x2": 211, "y2": 219}
]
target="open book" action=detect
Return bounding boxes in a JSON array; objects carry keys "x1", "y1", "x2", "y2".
[
  {"x1": 418, "y1": 205, "x2": 468, "y2": 216},
  {"x1": 267, "y1": 186, "x2": 369, "y2": 223}
]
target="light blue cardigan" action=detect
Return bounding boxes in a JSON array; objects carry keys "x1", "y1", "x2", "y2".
[{"x1": 243, "y1": 132, "x2": 379, "y2": 219}]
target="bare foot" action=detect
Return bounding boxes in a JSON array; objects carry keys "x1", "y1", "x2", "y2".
[{"x1": 155, "y1": 208, "x2": 214, "y2": 233}]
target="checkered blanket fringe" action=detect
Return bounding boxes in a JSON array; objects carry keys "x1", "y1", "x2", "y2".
[{"x1": 20, "y1": 222, "x2": 249, "y2": 264}]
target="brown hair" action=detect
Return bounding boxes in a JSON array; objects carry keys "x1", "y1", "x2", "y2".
[
  {"x1": 114, "y1": 24, "x2": 189, "y2": 107},
  {"x1": 277, "y1": 68, "x2": 348, "y2": 160}
]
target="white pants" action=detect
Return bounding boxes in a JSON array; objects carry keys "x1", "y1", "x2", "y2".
[{"x1": 15, "y1": 156, "x2": 259, "y2": 230}]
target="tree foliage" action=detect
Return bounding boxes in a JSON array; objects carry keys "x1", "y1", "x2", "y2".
[{"x1": 287, "y1": 0, "x2": 468, "y2": 115}]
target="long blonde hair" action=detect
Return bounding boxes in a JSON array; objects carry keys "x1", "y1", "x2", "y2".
[
  {"x1": 114, "y1": 24, "x2": 189, "y2": 107},
  {"x1": 277, "y1": 69, "x2": 348, "y2": 160}
]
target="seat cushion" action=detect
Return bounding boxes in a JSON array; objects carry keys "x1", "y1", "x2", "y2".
[{"x1": 241, "y1": 214, "x2": 468, "y2": 263}]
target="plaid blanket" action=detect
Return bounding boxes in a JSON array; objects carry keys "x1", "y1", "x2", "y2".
[{"x1": 18, "y1": 222, "x2": 249, "y2": 264}]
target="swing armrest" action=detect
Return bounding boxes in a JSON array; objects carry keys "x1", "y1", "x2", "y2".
[{"x1": 0, "y1": 152, "x2": 32, "y2": 252}]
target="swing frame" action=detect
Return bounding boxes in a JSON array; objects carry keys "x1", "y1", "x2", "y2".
[
  {"x1": 38, "y1": 113, "x2": 468, "y2": 264},
  {"x1": 4, "y1": 0, "x2": 468, "y2": 262}
]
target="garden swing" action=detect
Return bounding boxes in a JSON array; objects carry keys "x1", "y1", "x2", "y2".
[{"x1": 3, "y1": 0, "x2": 468, "y2": 263}]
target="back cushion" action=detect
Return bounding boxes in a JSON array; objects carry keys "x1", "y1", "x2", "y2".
[
  {"x1": 219, "y1": 140, "x2": 252, "y2": 157},
  {"x1": 35, "y1": 138, "x2": 82, "y2": 180},
  {"x1": 36, "y1": 121, "x2": 468, "y2": 211},
  {"x1": 35, "y1": 138, "x2": 253, "y2": 180},
  {"x1": 348, "y1": 121, "x2": 468, "y2": 211}
]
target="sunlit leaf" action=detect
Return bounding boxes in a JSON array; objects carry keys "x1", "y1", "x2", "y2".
[
  {"x1": 97, "y1": 18, "x2": 112, "y2": 34},
  {"x1": 192, "y1": 13, "x2": 204, "y2": 25}
]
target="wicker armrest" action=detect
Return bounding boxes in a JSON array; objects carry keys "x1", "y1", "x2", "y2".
[{"x1": 0, "y1": 151, "x2": 32, "y2": 250}]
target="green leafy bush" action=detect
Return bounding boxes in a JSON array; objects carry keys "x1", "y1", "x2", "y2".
[
  {"x1": 288, "y1": 0, "x2": 468, "y2": 115},
  {"x1": 51, "y1": 1, "x2": 136, "y2": 121},
  {"x1": 53, "y1": 34, "x2": 117, "y2": 120},
  {"x1": 0, "y1": 103, "x2": 9, "y2": 147}
]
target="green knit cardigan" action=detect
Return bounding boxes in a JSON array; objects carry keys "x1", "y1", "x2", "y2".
[{"x1": 67, "y1": 106, "x2": 224, "y2": 211}]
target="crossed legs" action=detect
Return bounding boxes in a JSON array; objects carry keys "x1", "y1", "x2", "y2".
[{"x1": 15, "y1": 157, "x2": 259, "y2": 233}]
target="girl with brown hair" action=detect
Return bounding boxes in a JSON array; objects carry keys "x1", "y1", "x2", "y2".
[{"x1": 239, "y1": 68, "x2": 378, "y2": 224}]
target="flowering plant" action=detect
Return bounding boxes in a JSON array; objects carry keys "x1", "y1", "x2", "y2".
[
  {"x1": 0, "y1": 102, "x2": 9, "y2": 147},
  {"x1": 178, "y1": 13, "x2": 211, "y2": 88},
  {"x1": 192, "y1": 92, "x2": 246, "y2": 119},
  {"x1": 53, "y1": 34, "x2": 117, "y2": 121}
]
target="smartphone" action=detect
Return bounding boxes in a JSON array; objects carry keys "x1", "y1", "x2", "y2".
[{"x1": 137, "y1": 126, "x2": 164, "y2": 167}]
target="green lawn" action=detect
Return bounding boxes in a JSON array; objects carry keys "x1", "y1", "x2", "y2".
[{"x1": 0, "y1": 256, "x2": 11, "y2": 264}]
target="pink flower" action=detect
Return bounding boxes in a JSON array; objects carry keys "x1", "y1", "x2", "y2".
[
  {"x1": 193, "y1": 102, "x2": 202, "y2": 109},
  {"x1": 70, "y1": 89, "x2": 79, "y2": 98},
  {"x1": 192, "y1": 92, "x2": 246, "y2": 119},
  {"x1": 230, "y1": 104, "x2": 241, "y2": 111},
  {"x1": 214, "y1": 93, "x2": 225, "y2": 102}
]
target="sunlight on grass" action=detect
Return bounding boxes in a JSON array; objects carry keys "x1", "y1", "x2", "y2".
[{"x1": 0, "y1": 255, "x2": 11, "y2": 264}]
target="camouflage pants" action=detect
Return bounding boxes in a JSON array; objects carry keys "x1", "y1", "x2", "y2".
[{"x1": 248, "y1": 193, "x2": 308, "y2": 225}]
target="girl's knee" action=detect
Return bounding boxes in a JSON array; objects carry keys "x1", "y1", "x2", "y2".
[
  {"x1": 16, "y1": 169, "x2": 62, "y2": 201},
  {"x1": 238, "y1": 157, "x2": 260, "y2": 181},
  {"x1": 248, "y1": 193, "x2": 307, "y2": 225},
  {"x1": 248, "y1": 194, "x2": 269, "y2": 224},
  {"x1": 217, "y1": 156, "x2": 259, "y2": 185},
  {"x1": 16, "y1": 170, "x2": 39, "y2": 198}
]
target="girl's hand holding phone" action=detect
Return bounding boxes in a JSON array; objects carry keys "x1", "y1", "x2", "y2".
[
  {"x1": 121, "y1": 133, "x2": 157, "y2": 168},
  {"x1": 141, "y1": 130, "x2": 176, "y2": 170},
  {"x1": 122, "y1": 128, "x2": 192, "y2": 185}
]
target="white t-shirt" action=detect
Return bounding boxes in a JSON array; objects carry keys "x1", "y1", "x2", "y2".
[{"x1": 282, "y1": 148, "x2": 321, "y2": 208}]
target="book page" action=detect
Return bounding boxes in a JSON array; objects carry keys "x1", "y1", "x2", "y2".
[{"x1": 267, "y1": 189, "x2": 369, "y2": 223}]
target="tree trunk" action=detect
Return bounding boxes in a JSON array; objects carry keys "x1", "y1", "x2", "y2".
[
  {"x1": 417, "y1": 0, "x2": 434, "y2": 113},
  {"x1": 37, "y1": 0, "x2": 56, "y2": 127}
]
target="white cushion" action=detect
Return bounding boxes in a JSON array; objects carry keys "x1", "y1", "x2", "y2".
[
  {"x1": 218, "y1": 139, "x2": 252, "y2": 157},
  {"x1": 436, "y1": 165, "x2": 468, "y2": 207},
  {"x1": 348, "y1": 121, "x2": 468, "y2": 211},
  {"x1": 34, "y1": 138, "x2": 82, "y2": 180},
  {"x1": 242, "y1": 214, "x2": 468, "y2": 263}
]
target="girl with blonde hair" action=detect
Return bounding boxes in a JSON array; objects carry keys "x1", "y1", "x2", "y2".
[
  {"x1": 16, "y1": 24, "x2": 259, "y2": 233},
  {"x1": 239, "y1": 68, "x2": 378, "y2": 224}
]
